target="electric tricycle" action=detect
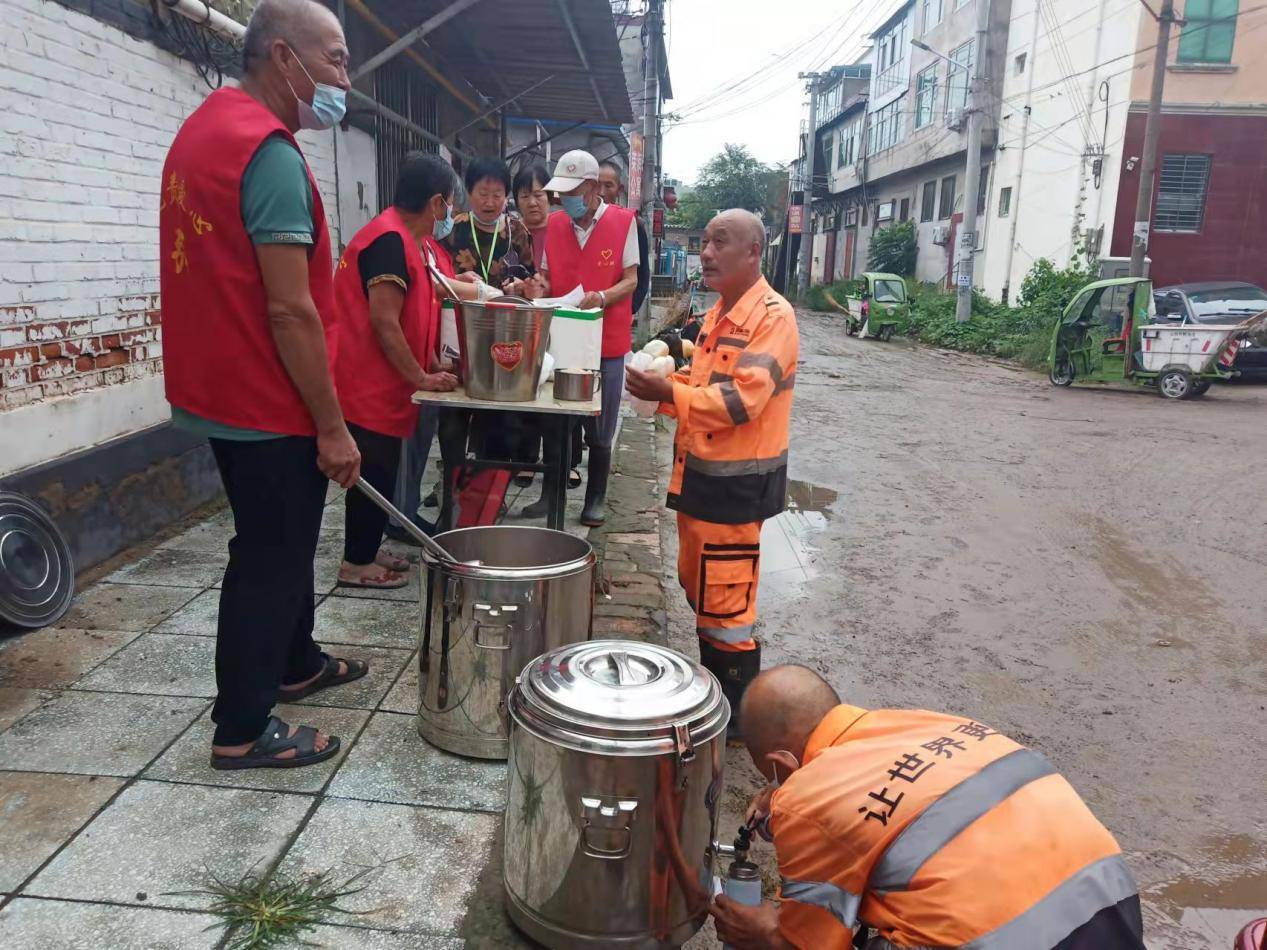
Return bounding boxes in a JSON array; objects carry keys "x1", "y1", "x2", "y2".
[
  {"x1": 1047, "y1": 277, "x2": 1266, "y2": 400},
  {"x1": 826, "y1": 273, "x2": 908, "y2": 341}
]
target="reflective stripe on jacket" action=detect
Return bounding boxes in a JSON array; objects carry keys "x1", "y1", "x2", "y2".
[
  {"x1": 771, "y1": 705, "x2": 1138, "y2": 949},
  {"x1": 660, "y1": 277, "x2": 799, "y2": 524}
]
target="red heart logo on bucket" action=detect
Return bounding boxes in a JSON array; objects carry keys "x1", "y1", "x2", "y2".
[{"x1": 491, "y1": 341, "x2": 523, "y2": 371}]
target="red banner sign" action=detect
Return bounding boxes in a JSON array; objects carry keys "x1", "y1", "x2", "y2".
[
  {"x1": 788, "y1": 205, "x2": 804, "y2": 235},
  {"x1": 628, "y1": 133, "x2": 644, "y2": 207}
]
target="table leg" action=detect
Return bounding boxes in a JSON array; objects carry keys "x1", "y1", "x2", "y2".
[
  {"x1": 440, "y1": 461, "x2": 455, "y2": 532},
  {"x1": 548, "y1": 416, "x2": 570, "y2": 531}
]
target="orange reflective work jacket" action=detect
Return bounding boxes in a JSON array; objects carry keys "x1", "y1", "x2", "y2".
[
  {"x1": 770, "y1": 706, "x2": 1138, "y2": 949},
  {"x1": 659, "y1": 277, "x2": 799, "y2": 524}
]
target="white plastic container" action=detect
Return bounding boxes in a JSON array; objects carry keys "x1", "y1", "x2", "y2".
[
  {"x1": 1138, "y1": 324, "x2": 1236, "y2": 373},
  {"x1": 548, "y1": 307, "x2": 603, "y2": 372}
]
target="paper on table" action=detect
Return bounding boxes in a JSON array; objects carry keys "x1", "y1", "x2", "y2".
[{"x1": 530, "y1": 285, "x2": 591, "y2": 310}]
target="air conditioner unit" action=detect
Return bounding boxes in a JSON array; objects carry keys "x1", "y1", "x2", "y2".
[
  {"x1": 931, "y1": 225, "x2": 951, "y2": 246},
  {"x1": 944, "y1": 109, "x2": 966, "y2": 132}
]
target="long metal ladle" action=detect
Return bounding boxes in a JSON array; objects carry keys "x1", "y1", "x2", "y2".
[{"x1": 353, "y1": 478, "x2": 478, "y2": 566}]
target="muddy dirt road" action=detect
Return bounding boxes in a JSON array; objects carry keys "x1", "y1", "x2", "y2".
[{"x1": 662, "y1": 311, "x2": 1266, "y2": 949}]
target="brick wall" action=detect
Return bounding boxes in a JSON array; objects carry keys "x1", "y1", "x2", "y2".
[{"x1": 0, "y1": 0, "x2": 342, "y2": 473}]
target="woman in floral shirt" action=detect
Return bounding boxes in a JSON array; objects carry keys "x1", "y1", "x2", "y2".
[{"x1": 442, "y1": 157, "x2": 536, "y2": 288}]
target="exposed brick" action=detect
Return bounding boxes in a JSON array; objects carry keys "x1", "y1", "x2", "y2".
[
  {"x1": 95, "y1": 349, "x2": 129, "y2": 369},
  {"x1": 29, "y1": 356, "x2": 74, "y2": 381},
  {"x1": 74, "y1": 355, "x2": 93, "y2": 372}
]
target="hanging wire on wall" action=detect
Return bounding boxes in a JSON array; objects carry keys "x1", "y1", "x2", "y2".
[{"x1": 150, "y1": 1, "x2": 243, "y2": 90}]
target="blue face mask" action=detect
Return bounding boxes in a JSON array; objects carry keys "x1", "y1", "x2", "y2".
[
  {"x1": 433, "y1": 201, "x2": 455, "y2": 240},
  {"x1": 561, "y1": 194, "x2": 589, "y2": 220},
  {"x1": 286, "y1": 47, "x2": 346, "y2": 131}
]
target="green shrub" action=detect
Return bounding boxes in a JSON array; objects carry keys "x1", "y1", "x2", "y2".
[
  {"x1": 806, "y1": 278, "x2": 863, "y2": 313},
  {"x1": 867, "y1": 220, "x2": 917, "y2": 275}
]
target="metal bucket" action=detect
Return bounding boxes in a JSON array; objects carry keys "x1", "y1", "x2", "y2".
[
  {"x1": 457, "y1": 298, "x2": 553, "y2": 401},
  {"x1": 417, "y1": 526, "x2": 594, "y2": 759},
  {"x1": 505, "y1": 641, "x2": 729, "y2": 949}
]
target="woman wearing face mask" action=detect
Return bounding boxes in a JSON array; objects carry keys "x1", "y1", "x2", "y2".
[{"x1": 332, "y1": 152, "x2": 462, "y2": 588}]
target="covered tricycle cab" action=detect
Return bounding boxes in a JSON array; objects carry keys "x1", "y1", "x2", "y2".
[{"x1": 835, "y1": 273, "x2": 909, "y2": 341}]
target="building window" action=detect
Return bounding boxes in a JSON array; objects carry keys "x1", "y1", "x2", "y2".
[
  {"x1": 1014, "y1": 52, "x2": 1027, "y2": 75},
  {"x1": 838, "y1": 125, "x2": 855, "y2": 167},
  {"x1": 923, "y1": 0, "x2": 944, "y2": 31},
  {"x1": 977, "y1": 163, "x2": 990, "y2": 215},
  {"x1": 955, "y1": 0, "x2": 970, "y2": 8},
  {"x1": 921, "y1": 180, "x2": 937, "y2": 221},
  {"x1": 875, "y1": 16, "x2": 910, "y2": 95},
  {"x1": 998, "y1": 185, "x2": 1012, "y2": 217},
  {"x1": 939, "y1": 174, "x2": 956, "y2": 220},
  {"x1": 867, "y1": 100, "x2": 905, "y2": 155},
  {"x1": 946, "y1": 40, "x2": 974, "y2": 116},
  {"x1": 1178, "y1": 0, "x2": 1238, "y2": 63},
  {"x1": 1155, "y1": 154, "x2": 1212, "y2": 232},
  {"x1": 915, "y1": 65, "x2": 939, "y2": 128},
  {"x1": 900, "y1": 197, "x2": 910, "y2": 221}
]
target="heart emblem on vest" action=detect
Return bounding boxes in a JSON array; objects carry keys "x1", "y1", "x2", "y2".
[
  {"x1": 600, "y1": 248, "x2": 614, "y2": 262},
  {"x1": 490, "y1": 341, "x2": 524, "y2": 372}
]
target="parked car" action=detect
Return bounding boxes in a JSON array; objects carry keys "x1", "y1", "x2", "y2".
[{"x1": 1153, "y1": 282, "x2": 1267, "y2": 380}]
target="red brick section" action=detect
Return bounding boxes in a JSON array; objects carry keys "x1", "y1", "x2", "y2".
[{"x1": 0, "y1": 295, "x2": 163, "y2": 408}]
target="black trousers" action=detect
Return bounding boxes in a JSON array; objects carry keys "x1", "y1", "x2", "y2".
[
  {"x1": 209, "y1": 436, "x2": 328, "y2": 746},
  {"x1": 343, "y1": 421, "x2": 402, "y2": 565}
]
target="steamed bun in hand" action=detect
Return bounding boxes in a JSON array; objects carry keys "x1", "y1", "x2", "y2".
[{"x1": 642, "y1": 339, "x2": 670, "y2": 359}]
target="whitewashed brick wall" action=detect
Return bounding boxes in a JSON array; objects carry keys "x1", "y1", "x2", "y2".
[{"x1": 0, "y1": 0, "x2": 343, "y2": 474}]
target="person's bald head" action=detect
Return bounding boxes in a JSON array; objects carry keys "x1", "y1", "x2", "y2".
[
  {"x1": 700, "y1": 209, "x2": 766, "y2": 301},
  {"x1": 244, "y1": 0, "x2": 340, "y2": 70},
  {"x1": 241, "y1": 0, "x2": 349, "y2": 132},
  {"x1": 740, "y1": 665, "x2": 840, "y2": 780}
]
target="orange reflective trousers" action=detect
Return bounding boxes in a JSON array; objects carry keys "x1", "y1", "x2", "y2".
[{"x1": 677, "y1": 512, "x2": 762, "y2": 652}]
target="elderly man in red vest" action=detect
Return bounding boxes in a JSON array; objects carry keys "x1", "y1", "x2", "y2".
[
  {"x1": 535, "y1": 149, "x2": 640, "y2": 526},
  {"x1": 160, "y1": 0, "x2": 366, "y2": 771}
]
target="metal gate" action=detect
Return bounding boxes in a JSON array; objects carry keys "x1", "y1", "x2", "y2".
[{"x1": 373, "y1": 59, "x2": 440, "y2": 212}]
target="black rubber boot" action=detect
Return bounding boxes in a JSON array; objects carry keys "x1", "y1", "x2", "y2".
[
  {"x1": 698, "y1": 639, "x2": 762, "y2": 744},
  {"x1": 579, "y1": 446, "x2": 611, "y2": 527},
  {"x1": 520, "y1": 468, "x2": 557, "y2": 519}
]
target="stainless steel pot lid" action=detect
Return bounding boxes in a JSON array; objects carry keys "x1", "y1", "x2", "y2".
[
  {"x1": 0, "y1": 491, "x2": 75, "y2": 629},
  {"x1": 510, "y1": 640, "x2": 729, "y2": 754}
]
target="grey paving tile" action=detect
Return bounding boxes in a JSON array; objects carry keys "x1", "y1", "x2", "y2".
[
  {"x1": 277, "y1": 797, "x2": 497, "y2": 935},
  {"x1": 0, "y1": 691, "x2": 206, "y2": 776},
  {"x1": 282, "y1": 925, "x2": 463, "y2": 949},
  {"x1": 76, "y1": 633, "x2": 216, "y2": 698},
  {"x1": 159, "y1": 518, "x2": 234, "y2": 554},
  {"x1": 0, "y1": 686, "x2": 54, "y2": 733},
  {"x1": 152, "y1": 589, "x2": 219, "y2": 637},
  {"x1": 0, "y1": 897, "x2": 221, "y2": 950},
  {"x1": 379, "y1": 652, "x2": 419, "y2": 714},
  {"x1": 312, "y1": 597, "x2": 419, "y2": 650},
  {"x1": 291, "y1": 644, "x2": 412, "y2": 710},
  {"x1": 327, "y1": 712, "x2": 504, "y2": 812},
  {"x1": 0, "y1": 627, "x2": 139, "y2": 689},
  {"x1": 105, "y1": 548, "x2": 227, "y2": 589},
  {"x1": 0, "y1": 772, "x2": 124, "y2": 891},
  {"x1": 146, "y1": 702, "x2": 369, "y2": 794},
  {"x1": 27, "y1": 780, "x2": 311, "y2": 910},
  {"x1": 209, "y1": 556, "x2": 343, "y2": 595},
  {"x1": 60, "y1": 583, "x2": 198, "y2": 632}
]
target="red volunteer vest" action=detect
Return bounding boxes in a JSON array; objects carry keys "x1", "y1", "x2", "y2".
[
  {"x1": 545, "y1": 205, "x2": 635, "y2": 358},
  {"x1": 160, "y1": 87, "x2": 336, "y2": 435},
  {"x1": 334, "y1": 209, "x2": 438, "y2": 439}
]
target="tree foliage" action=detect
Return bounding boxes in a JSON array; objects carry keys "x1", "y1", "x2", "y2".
[
  {"x1": 867, "y1": 221, "x2": 918, "y2": 275},
  {"x1": 668, "y1": 144, "x2": 785, "y2": 229}
]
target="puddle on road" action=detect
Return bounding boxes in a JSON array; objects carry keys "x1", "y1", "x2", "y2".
[
  {"x1": 761, "y1": 480, "x2": 839, "y2": 598},
  {"x1": 1147, "y1": 834, "x2": 1267, "y2": 921}
]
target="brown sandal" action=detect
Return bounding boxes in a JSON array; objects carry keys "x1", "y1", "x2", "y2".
[
  {"x1": 375, "y1": 551, "x2": 411, "y2": 572},
  {"x1": 210, "y1": 716, "x2": 340, "y2": 771},
  {"x1": 336, "y1": 566, "x2": 407, "y2": 589},
  {"x1": 279, "y1": 654, "x2": 368, "y2": 701}
]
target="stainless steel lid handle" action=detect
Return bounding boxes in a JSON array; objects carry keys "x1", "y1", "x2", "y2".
[
  {"x1": 579, "y1": 796, "x2": 638, "y2": 860},
  {"x1": 673, "y1": 722, "x2": 696, "y2": 766}
]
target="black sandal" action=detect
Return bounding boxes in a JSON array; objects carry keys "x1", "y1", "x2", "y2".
[
  {"x1": 279, "y1": 654, "x2": 368, "y2": 701},
  {"x1": 210, "y1": 716, "x2": 340, "y2": 771},
  {"x1": 567, "y1": 467, "x2": 582, "y2": 489}
]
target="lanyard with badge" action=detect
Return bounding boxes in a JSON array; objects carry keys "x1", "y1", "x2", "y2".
[{"x1": 468, "y1": 214, "x2": 501, "y2": 284}]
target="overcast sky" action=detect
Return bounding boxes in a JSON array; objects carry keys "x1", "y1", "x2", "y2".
[{"x1": 661, "y1": 0, "x2": 903, "y2": 185}]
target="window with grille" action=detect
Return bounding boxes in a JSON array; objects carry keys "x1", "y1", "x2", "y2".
[
  {"x1": 915, "y1": 65, "x2": 939, "y2": 128},
  {"x1": 939, "y1": 174, "x2": 956, "y2": 220},
  {"x1": 999, "y1": 186, "x2": 1012, "y2": 217},
  {"x1": 900, "y1": 197, "x2": 910, "y2": 221},
  {"x1": 373, "y1": 60, "x2": 440, "y2": 213},
  {"x1": 1155, "y1": 154, "x2": 1211, "y2": 232},
  {"x1": 1178, "y1": 0, "x2": 1238, "y2": 63},
  {"x1": 923, "y1": 0, "x2": 944, "y2": 31},
  {"x1": 921, "y1": 180, "x2": 937, "y2": 221},
  {"x1": 867, "y1": 100, "x2": 905, "y2": 155}
]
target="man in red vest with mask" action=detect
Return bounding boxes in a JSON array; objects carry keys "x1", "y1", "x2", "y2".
[
  {"x1": 160, "y1": 0, "x2": 365, "y2": 771},
  {"x1": 535, "y1": 149, "x2": 640, "y2": 526}
]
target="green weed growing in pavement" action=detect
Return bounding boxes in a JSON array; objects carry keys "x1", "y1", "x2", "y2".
[{"x1": 173, "y1": 865, "x2": 374, "y2": 949}]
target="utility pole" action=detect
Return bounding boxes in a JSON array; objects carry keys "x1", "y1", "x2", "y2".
[
  {"x1": 1130, "y1": 0, "x2": 1176, "y2": 277},
  {"x1": 955, "y1": 0, "x2": 992, "y2": 322},
  {"x1": 641, "y1": 0, "x2": 661, "y2": 250},
  {"x1": 797, "y1": 72, "x2": 824, "y2": 298}
]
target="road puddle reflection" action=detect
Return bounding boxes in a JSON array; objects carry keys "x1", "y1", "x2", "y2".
[
  {"x1": 1145, "y1": 834, "x2": 1267, "y2": 945},
  {"x1": 760, "y1": 480, "x2": 839, "y2": 602}
]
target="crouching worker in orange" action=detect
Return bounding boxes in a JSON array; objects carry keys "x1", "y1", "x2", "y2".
[
  {"x1": 710, "y1": 666, "x2": 1147, "y2": 950},
  {"x1": 625, "y1": 209, "x2": 798, "y2": 739}
]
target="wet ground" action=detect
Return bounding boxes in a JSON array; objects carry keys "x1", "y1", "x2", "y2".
[{"x1": 663, "y1": 311, "x2": 1267, "y2": 949}]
